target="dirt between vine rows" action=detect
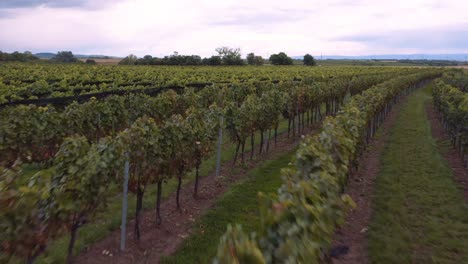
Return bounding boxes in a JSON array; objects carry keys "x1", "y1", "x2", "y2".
[
  {"x1": 75, "y1": 124, "x2": 320, "y2": 264},
  {"x1": 331, "y1": 98, "x2": 407, "y2": 264},
  {"x1": 426, "y1": 104, "x2": 468, "y2": 201}
]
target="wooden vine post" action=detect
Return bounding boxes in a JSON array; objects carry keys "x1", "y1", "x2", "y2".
[{"x1": 215, "y1": 88, "x2": 225, "y2": 177}]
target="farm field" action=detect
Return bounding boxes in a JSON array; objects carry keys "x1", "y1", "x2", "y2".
[
  {"x1": 0, "y1": 63, "x2": 466, "y2": 264},
  {"x1": 0, "y1": 63, "x2": 425, "y2": 104},
  {"x1": 1, "y1": 0, "x2": 467, "y2": 263}
]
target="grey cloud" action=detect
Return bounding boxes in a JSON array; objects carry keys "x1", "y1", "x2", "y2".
[
  {"x1": 331, "y1": 0, "x2": 366, "y2": 6},
  {"x1": 335, "y1": 26, "x2": 468, "y2": 50},
  {"x1": 0, "y1": 9, "x2": 13, "y2": 17},
  {"x1": 208, "y1": 8, "x2": 312, "y2": 29},
  {"x1": 0, "y1": 0, "x2": 84, "y2": 8},
  {"x1": 0, "y1": 0, "x2": 121, "y2": 9}
]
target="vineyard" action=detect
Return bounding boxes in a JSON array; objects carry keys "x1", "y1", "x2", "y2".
[
  {"x1": 433, "y1": 71, "x2": 468, "y2": 165},
  {"x1": 0, "y1": 63, "x2": 466, "y2": 264},
  {"x1": 0, "y1": 64, "x2": 422, "y2": 105}
]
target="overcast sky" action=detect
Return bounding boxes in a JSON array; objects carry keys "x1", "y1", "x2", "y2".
[{"x1": 0, "y1": 0, "x2": 467, "y2": 57}]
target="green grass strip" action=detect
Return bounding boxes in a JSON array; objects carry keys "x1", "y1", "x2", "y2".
[
  {"x1": 368, "y1": 85, "x2": 468, "y2": 264},
  {"x1": 160, "y1": 149, "x2": 295, "y2": 263}
]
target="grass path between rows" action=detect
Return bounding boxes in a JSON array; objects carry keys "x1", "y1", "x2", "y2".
[
  {"x1": 160, "y1": 149, "x2": 295, "y2": 263},
  {"x1": 368, "y1": 85, "x2": 468, "y2": 263}
]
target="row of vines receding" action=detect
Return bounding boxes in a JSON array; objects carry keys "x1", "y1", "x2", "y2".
[
  {"x1": 214, "y1": 70, "x2": 442, "y2": 264},
  {"x1": 0, "y1": 66, "x2": 441, "y2": 263}
]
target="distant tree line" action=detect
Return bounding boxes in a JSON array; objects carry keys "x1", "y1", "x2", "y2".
[
  {"x1": 0, "y1": 50, "x2": 99, "y2": 64},
  {"x1": 0, "y1": 51, "x2": 85, "y2": 63},
  {"x1": 122, "y1": 53, "x2": 222, "y2": 66},
  {"x1": 132, "y1": 53, "x2": 208, "y2": 66},
  {"x1": 50, "y1": 51, "x2": 79, "y2": 63},
  {"x1": 121, "y1": 47, "x2": 245, "y2": 66},
  {"x1": 48, "y1": 51, "x2": 95, "y2": 64},
  {"x1": 397, "y1": 59, "x2": 461, "y2": 66},
  {"x1": 1, "y1": 49, "x2": 318, "y2": 66},
  {"x1": 0, "y1": 51, "x2": 39, "y2": 62},
  {"x1": 120, "y1": 47, "x2": 317, "y2": 67}
]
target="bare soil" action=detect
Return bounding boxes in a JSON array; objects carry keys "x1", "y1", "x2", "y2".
[
  {"x1": 426, "y1": 104, "x2": 468, "y2": 200},
  {"x1": 331, "y1": 99, "x2": 406, "y2": 264},
  {"x1": 74, "y1": 124, "x2": 319, "y2": 264}
]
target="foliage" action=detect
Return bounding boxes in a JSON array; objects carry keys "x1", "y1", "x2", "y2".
[
  {"x1": 0, "y1": 64, "x2": 444, "y2": 262},
  {"x1": 214, "y1": 70, "x2": 441, "y2": 263},
  {"x1": 214, "y1": 225, "x2": 265, "y2": 264},
  {"x1": 136, "y1": 52, "x2": 203, "y2": 66},
  {"x1": 0, "y1": 105, "x2": 64, "y2": 166},
  {"x1": 118, "y1": 54, "x2": 138, "y2": 65},
  {"x1": 269, "y1": 52, "x2": 293, "y2": 65},
  {"x1": 50, "y1": 51, "x2": 79, "y2": 63},
  {"x1": 202, "y1": 56, "x2": 222, "y2": 66},
  {"x1": 433, "y1": 72, "x2": 468, "y2": 161},
  {"x1": 116, "y1": 116, "x2": 163, "y2": 238},
  {"x1": 0, "y1": 164, "x2": 60, "y2": 264},
  {"x1": 303, "y1": 54, "x2": 316, "y2": 66},
  {"x1": 440, "y1": 70, "x2": 468, "y2": 92},
  {"x1": 52, "y1": 136, "x2": 121, "y2": 247},
  {"x1": 0, "y1": 51, "x2": 39, "y2": 62},
  {"x1": 216, "y1": 47, "x2": 244, "y2": 65},
  {"x1": 0, "y1": 67, "x2": 438, "y2": 168},
  {"x1": 0, "y1": 64, "x2": 429, "y2": 103},
  {"x1": 246, "y1": 53, "x2": 264, "y2": 66}
]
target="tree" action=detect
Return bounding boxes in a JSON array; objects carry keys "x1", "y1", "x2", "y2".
[
  {"x1": 202, "y1": 56, "x2": 222, "y2": 66},
  {"x1": 254, "y1": 56, "x2": 264, "y2": 66},
  {"x1": 303, "y1": 54, "x2": 317, "y2": 66},
  {"x1": 215, "y1": 46, "x2": 244, "y2": 65},
  {"x1": 118, "y1": 54, "x2": 138, "y2": 65},
  {"x1": 246, "y1": 53, "x2": 264, "y2": 66},
  {"x1": 162, "y1": 53, "x2": 202, "y2": 66},
  {"x1": 50, "y1": 51, "x2": 78, "y2": 63},
  {"x1": 136, "y1": 53, "x2": 203, "y2": 66},
  {"x1": 247, "y1": 53, "x2": 255, "y2": 65},
  {"x1": 135, "y1": 55, "x2": 154, "y2": 65},
  {"x1": 184, "y1": 55, "x2": 202, "y2": 65},
  {"x1": 269, "y1": 52, "x2": 293, "y2": 65},
  {"x1": 0, "y1": 51, "x2": 39, "y2": 62}
]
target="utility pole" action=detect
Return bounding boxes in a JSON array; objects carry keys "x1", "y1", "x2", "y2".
[{"x1": 215, "y1": 87, "x2": 224, "y2": 177}]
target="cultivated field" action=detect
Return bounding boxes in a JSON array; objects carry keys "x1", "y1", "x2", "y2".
[{"x1": 0, "y1": 64, "x2": 466, "y2": 264}]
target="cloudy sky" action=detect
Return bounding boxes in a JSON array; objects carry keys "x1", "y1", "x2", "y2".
[{"x1": 0, "y1": 0, "x2": 467, "y2": 57}]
